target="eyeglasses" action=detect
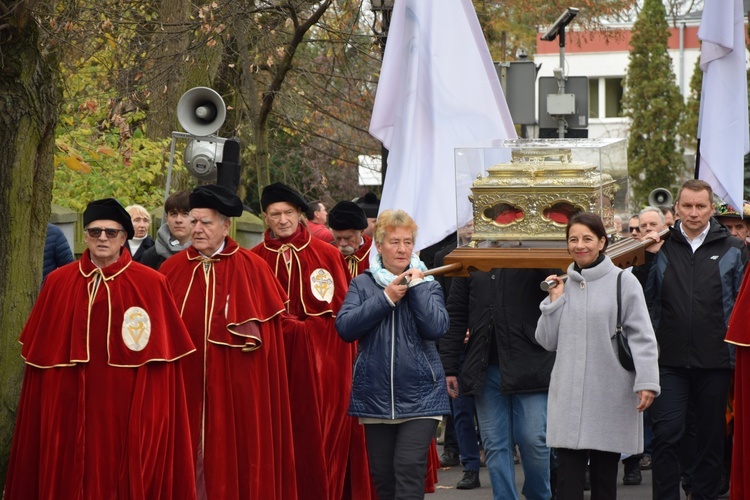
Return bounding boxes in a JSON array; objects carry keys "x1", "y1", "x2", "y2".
[
  {"x1": 629, "y1": 227, "x2": 641, "y2": 233},
  {"x1": 85, "y1": 227, "x2": 124, "y2": 239}
]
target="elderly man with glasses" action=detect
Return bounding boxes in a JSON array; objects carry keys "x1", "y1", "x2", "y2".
[
  {"x1": 5, "y1": 198, "x2": 196, "y2": 499},
  {"x1": 628, "y1": 215, "x2": 642, "y2": 240}
]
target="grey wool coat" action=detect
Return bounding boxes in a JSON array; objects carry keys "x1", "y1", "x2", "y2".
[{"x1": 535, "y1": 256, "x2": 660, "y2": 455}]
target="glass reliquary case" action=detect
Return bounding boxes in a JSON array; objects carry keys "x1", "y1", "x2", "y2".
[{"x1": 454, "y1": 138, "x2": 628, "y2": 248}]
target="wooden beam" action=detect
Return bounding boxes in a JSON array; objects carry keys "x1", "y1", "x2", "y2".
[{"x1": 438, "y1": 229, "x2": 669, "y2": 276}]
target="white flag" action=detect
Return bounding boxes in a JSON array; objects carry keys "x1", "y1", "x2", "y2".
[
  {"x1": 697, "y1": 0, "x2": 749, "y2": 213},
  {"x1": 369, "y1": 0, "x2": 516, "y2": 254}
]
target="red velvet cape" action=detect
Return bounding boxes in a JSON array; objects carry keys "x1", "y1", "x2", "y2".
[
  {"x1": 160, "y1": 237, "x2": 297, "y2": 499},
  {"x1": 5, "y1": 249, "x2": 196, "y2": 499},
  {"x1": 725, "y1": 268, "x2": 750, "y2": 499},
  {"x1": 252, "y1": 225, "x2": 371, "y2": 500},
  {"x1": 343, "y1": 233, "x2": 372, "y2": 278}
]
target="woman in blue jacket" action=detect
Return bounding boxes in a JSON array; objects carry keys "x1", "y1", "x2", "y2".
[{"x1": 336, "y1": 209, "x2": 450, "y2": 500}]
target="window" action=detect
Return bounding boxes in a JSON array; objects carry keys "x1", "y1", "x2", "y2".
[
  {"x1": 605, "y1": 78, "x2": 624, "y2": 117},
  {"x1": 588, "y1": 77, "x2": 624, "y2": 119}
]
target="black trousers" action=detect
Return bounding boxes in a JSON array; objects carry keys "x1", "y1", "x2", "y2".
[
  {"x1": 364, "y1": 419, "x2": 439, "y2": 500},
  {"x1": 443, "y1": 403, "x2": 458, "y2": 452},
  {"x1": 556, "y1": 448, "x2": 620, "y2": 500},
  {"x1": 650, "y1": 367, "x2": 730, "y2": 500}
]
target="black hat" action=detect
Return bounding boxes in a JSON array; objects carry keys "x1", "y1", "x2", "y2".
[
  {"x1": 261, "y1": 182, "x2": 308, "y2": 212},
  {"x1": 189, "y1": 184, "x2": 244, "y2": 217},
  {"x1": 328, "y1": 201, "x2": 368, "y2": 231},
  {"x1": 83, "y1": 198, "x2": 135, "y2": 239},
  {"x1": 356, "y1": 192, "x2": 380, "y2": 218}
]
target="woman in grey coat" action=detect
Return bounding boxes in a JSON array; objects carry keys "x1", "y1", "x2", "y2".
[{"x1": 535, "y1": 212, "x2": 660, "y2": 500}]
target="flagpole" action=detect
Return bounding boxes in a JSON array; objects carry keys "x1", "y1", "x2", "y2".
[{"x1": 694, "y1": 138, "x2": 701, "y2": 179}]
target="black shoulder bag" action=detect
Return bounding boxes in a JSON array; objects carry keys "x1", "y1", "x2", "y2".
[{"x1": 616, "y1": 271, "x2": 636, "y2": 371}]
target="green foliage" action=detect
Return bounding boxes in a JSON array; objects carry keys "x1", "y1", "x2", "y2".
[
  {"x1": 52, "y1": 55, "x2": 179, "y2": 211},
  {"x1": 622, "y1": 0, "x2": 685, "y2": 209}
]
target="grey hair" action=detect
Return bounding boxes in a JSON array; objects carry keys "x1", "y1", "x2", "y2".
[{"x1": 639, "y1": 206, "x2": 665, "y2": 224}]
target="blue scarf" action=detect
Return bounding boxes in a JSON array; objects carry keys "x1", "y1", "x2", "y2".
[{"x1": 370, "y1": 253, "x2": 434, "y2": 289}]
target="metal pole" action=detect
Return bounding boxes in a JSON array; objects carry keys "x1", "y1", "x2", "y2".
[
  {"x1": 378, "y1": 8, "x2": 392, "y2": 185},
  {"x1": 164, "y1": 134, "x2": 178, "y2": 202},
  {"x1": 558, "y1": 27, "x2": 566, "y2": 139}
]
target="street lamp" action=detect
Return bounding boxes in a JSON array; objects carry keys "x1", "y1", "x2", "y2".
[{"x1": 371, "y1": 0, "x2": 395, "y2": 184}]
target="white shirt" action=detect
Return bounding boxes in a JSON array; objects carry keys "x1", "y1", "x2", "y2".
[{"x1": 680, "y1": 223, "x2": 710, "y2": 253}]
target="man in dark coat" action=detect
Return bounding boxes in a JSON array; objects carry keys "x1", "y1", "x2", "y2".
[
  {"x1": 441, "y1": 266, "x2": 557, "y2": 500},
  {"x1": 43, "y1": 223, "x2": 74, "y2": 280},
  {"x1": 645, "y1": 179, "x2": 746, "y2": 499}
]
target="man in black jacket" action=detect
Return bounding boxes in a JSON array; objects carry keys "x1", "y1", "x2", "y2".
[
  {"x1": 441, "y1": 267, "x2": 557, "y2": 500},
  {"x1": 645, "y1": 179, "x2": 747, "y2": 500}
]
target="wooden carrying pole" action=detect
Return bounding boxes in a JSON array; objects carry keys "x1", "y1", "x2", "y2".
[
  {"x1": 427, "y1": 228, "x2": 670, "y2": 279},
  {"x1": 424, "y1": 262, "x2": 463, "y2": 277}
]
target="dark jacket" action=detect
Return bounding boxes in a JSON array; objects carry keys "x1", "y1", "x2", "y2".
[
  {"x1": 126, "y1": 235, "x2": 155, "y2": 263},
  {"x1": 646, "y1": 219, "x2": 746, "y2": 369},
  {"x1": 440, "y1": 268, "x2": 557, "y2": 396},
  {"x1": 43, "y1": 224, "x2": 74, "y2": 280},
  {"x1": 336, "y1": 272, "x2": 450, "y2": 419},
  {"x1": 140, "y1": 246, "x2": 166, "y2": 270}
]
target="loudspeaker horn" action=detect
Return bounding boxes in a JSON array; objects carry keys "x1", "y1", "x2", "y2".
[
  {"x1": 648, "y1": 188, "x2": 673, "y2": 207},
  {"x1": 177, "y1": 87, "x2": 226, "y2": 137},
  {"x1": 184, "y1": 139, "x2": 223, "y2": 181}
]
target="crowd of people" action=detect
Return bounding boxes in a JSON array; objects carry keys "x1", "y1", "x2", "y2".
[{"x1": 7, "y1": 177, "x2": 750, "y2": 499}]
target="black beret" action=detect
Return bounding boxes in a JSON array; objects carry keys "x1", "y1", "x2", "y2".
[
  {"x1": 356, "y1": 192, "x2": 380, "y2": 218},
  {"x1": 261, "y1": 182, "x2": 308, "y2": 212},
  {"x1": 329, "y1": 201, "x2": 368, "y2": 231},
  {"x1": 83, "y1": 198, "x2": 135, "y2": 239},
  {"x1": 189, "y1": 184, "x2": 244, "y2": 217}
]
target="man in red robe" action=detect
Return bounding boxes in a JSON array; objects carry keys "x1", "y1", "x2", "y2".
[
  {"x1": 160, "y1": 185, "x2": 296, "y2": 500},
  {"x1": 725, "y1": 267, "x2": 750, "y2": 499},
  {"x1": 252, "y1": 183, "x2": 371, "y2": 500},
  {"x1": 328, "y1": 200, "x2": 372, "y2": 277},
  {"x1": 5, "y1": 198, "x2": 196, "y2": 499}
]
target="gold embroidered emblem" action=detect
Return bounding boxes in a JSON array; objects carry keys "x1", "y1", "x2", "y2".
[
  {"x1": 310, "y1": 268, "x2": 335, "y2": 303},
  {"x1": 122, "y1": 306, "x2": 151, "y2": 351}
]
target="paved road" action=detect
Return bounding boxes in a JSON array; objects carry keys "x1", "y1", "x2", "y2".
[{"x1": 430, "y1": 446, "x2": 729, "y2": 499}]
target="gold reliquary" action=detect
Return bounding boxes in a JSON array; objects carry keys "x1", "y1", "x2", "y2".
[{"x1": 470, "y1": 148, "x2": 619, "y2": 242}]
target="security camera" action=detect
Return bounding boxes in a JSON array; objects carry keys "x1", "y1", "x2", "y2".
[{"x1": 541, "y1": 7, "x2": 579, "y2": 42}]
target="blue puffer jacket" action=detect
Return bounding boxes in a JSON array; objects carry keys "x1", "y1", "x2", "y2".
[
  {"x1": 336, "y1": 272, "x2": 450, "y2": 419},
  {"x1": 43, "y1": 224, "x2": 74, "y2": 280}
]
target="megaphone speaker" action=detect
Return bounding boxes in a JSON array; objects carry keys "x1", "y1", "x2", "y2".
[
  {"x1": 177, "y1": 87, "x2": 227, "y2": 137},
  {"x1": 648, "y1": 188, "x2": 673, "y2": 207},
  {"x1": 184, "y1": 139, "x2": 223, "y2": 181}
]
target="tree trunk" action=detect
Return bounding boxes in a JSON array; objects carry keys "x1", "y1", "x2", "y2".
[
  {"x1": 254, "y1": 120, "x2": 270, "y2": 206},
  {"x1": 145, "y1": 0, "x2": 193, "y2": 193},
  {"x1": 0, "y1": 15, "x2": 59, "y2": 490},
  {"x1": 145, "y1": 0, "x2": 191, "y2": 141}
]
